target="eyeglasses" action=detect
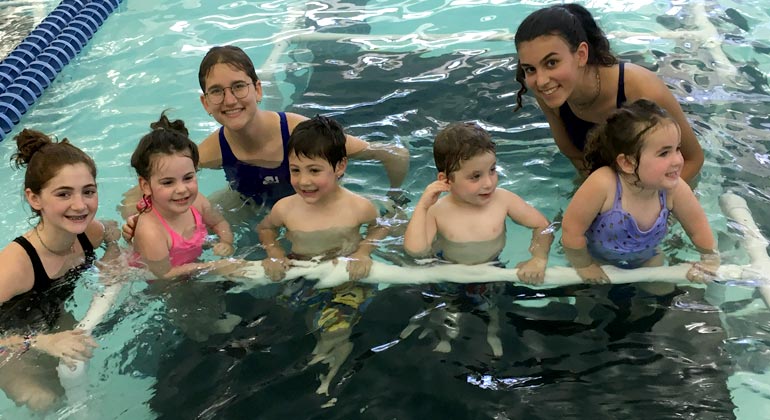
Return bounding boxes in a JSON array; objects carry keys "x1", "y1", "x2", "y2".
[{"x1": 204, "y1": 81, "x2": 252, "y2": 104}]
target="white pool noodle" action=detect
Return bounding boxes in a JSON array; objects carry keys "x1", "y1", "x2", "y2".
[
  {"x1": 719, "y1": 193, "x2": 770, "y2": 307},
  {"x1": 56, "y1": 283, "x2": 124, "y2": 408},
  {"x1": 227, "y1": 260, "x2": 752, "y2": 290}
]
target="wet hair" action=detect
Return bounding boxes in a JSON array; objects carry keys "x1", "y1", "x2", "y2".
[
  {"x1": 131, "y1": 111, "x2": 199, "y2": 180},
  {"x1": 287, "y1": 115, "x2": 347, "y2": 169},
  {"x1": 198, "y1": 45, "x2": 259, "y2": 92},
  {"x1": 12, "y1": 129, "x2": 97, "y2": 217},
  {"x1": 584, "y1": 99, "x2": 678, "y2": 180},
  {"x1": 513, "y1": 4, "x2": 617, "y2": 111},
  {"x1": 433, "y1": 122, "x2": 495, "y2": 178}
]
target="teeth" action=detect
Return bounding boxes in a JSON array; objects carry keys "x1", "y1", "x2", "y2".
[{"x1": 541, "y1": 87, "x2": 557, "y2": 95}]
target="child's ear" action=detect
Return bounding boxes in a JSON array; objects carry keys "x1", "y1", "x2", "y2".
[
  {"x1": 24, "y1": 188, "x2": 42, "y2": 211},
  {"x1": 138, "y1": 177, "x2": 152, "y2": 196},
  {"x1": 437, "y1": 172, "x2": 449, "y2": 183},
  {"x1": 334, "y1": 158, "x2": 348, "y2": 178},
  {"x1": 616, "y1": 154, "x2": 636, "y2": 174}
]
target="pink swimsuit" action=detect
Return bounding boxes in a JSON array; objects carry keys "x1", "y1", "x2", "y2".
[{"x1": 153, "y1": 206, "x2": 208, "y2": 266}]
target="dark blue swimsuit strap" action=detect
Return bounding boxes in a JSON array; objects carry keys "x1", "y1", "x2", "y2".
[
  {"x1": 616, "y1": 62, "x2": 626, "y2": 107},
  {"x1": 218, "y1": 126, "x2": 234, "y2": 164},
  {"x1": 278, "y1": 112, "x2": 290, "y2": 158},
  {"x1": 218, "y1": 111, "x2": 290, "y2": 162}
]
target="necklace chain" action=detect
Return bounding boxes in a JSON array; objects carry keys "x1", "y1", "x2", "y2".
[
  {"x1": 572, "y1": 66, "x2": 602, "y2": 109},
  {"x1": 34, "y1": 227, "x2": 75, "y2": 256}
]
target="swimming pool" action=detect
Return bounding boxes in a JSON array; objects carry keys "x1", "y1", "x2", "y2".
[{"x1": 1, "y1": 0, "x2": 769, "y2": 418}]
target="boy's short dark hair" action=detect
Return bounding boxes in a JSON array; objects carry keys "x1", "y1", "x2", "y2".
[
  {"x1": 288, "y1": 115, "x2": 347, "y2": 169},
  {"x1": 434, "y1": 122, "x2": 495, "y2": 177}
]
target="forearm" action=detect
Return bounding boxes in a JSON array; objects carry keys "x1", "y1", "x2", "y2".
[
  {"x1": 569, "y1": 156, "x2": 588, "y2": 175},
  {"x1": 257, "y1": 227, "x2": 286, "y2": 260},
  {"x1": 98, "y1": 220, "x2": 121, "y2": 263},
  {"x1": 0, "y1": 334, "x2": 30, "y2": 354},
  {"x1": 681, "y1": 157, "x2": 704, "y2": 184},
  {"x1": 562, "y1": 245, "x2": 594, "y2": 269},
  {"x1": 403, "y1": 208, "x2": 433, "y2": 256},
  {"x1": 528, "y1": 225, "x2": 554, "y2": 260},
  {"x1": 690, "y1": 231, "x2": 716, "y2": 254},
  {"x1": 352, "y1": 224, "x2": 388, "y2": 259},
  {"x1": 212, "y1": 220, "x2": 234, "y2": 246},
  {"x1": 119, "y1": 185, "x2": 143, "y2": 220},
  {"x1": 355, "y1": 143, "x2": 410, "y2": 188},
  {"x1": 382, "y1": 143, "x2": 409, "y2": 188},
  {"x1": 159, "y1": 259, "x2": 233, "y2": 279}
]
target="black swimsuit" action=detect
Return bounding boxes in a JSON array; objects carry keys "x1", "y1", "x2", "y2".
[
  {"x1": 0, "y1": 233, "x2": 95, "y2": 332},
  {"x1": 558, "y1": 62, "x2": 627, "y2": 151}
]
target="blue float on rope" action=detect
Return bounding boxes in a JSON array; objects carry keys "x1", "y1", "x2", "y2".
[{"x1": 0, "y1": 0, "x2": 124, "y2": 141}]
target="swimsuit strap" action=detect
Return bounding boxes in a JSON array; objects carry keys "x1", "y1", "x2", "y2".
[
  {"x1": 616, "y1": 62, "x2": 626, "y2": 108},
  {"x1": 658, "y1": 186, "x2": 667, "y2": 209},
  {"x1": 190, "y1": 206, "x2": 203, "y2": 227},
  {"x1": 151, "y1": 206, "x2": 179, "y2": 250},
  {"x1": 612, "y1": 172, "x2": 624, "y2": 211},
  {"x1": 278, "y1": 111, "x2": 290, "y2": 160},
  {"x1": 13, "y1": 235, "x2": 49, "y2": 289}
]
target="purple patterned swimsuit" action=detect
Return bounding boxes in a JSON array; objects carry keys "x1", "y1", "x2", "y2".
[{"x1": 585, "y1": 173, "x2": 669, "y2": 269}]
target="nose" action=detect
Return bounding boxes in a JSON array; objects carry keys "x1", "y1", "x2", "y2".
[
  {"x1": 674, "y1": 149, "x2": 684, "y2": 166},
  {"x1": 222, "y1": 86, "x2": 238, "y2": 104},
  {"x1": 482, "y1": 173, "x2": 495, "y2": 190},
  {"x1": 71, "y1": 194, "x2": 87, "y2": 210},
  {"x1": 297, "y1": 173, "x2": 312, "y2": 186},
  {"x1": 536, "y1": 70, "x2": 549, "y2": 88}
]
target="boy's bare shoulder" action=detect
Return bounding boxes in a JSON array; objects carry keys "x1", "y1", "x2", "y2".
[
  {"x1": 272, "y1": 194, "x2": 302, "y2": 213},
  {"x1": 494, "y1": 187, "x2": 520, "y2": 199}
]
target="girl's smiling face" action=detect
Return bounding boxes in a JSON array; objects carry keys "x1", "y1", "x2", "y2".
[
  {"x1": 27, "y1": 163, "x2": 98, "y2": 234},
  {"x1": 140, "y1": 152, "x2": 199, "y2": 216},
  {"x1": 517, "y1": 34, "x2": 588, "y2": 108},
  {"x1": 634, "y1": 121, "x2": 684, "y2": 190},
  {"x1": 200, "y1": 63, "x2": 262, "y2": 132}
]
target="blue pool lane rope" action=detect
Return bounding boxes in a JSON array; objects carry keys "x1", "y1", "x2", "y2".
[{"x1": 0, "y1": 0, "x2": 123, "y2": 141}]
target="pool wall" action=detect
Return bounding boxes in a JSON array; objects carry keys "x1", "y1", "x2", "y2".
[{"x1": 0, "y1": 0, "x2": 122, "y2": 141}]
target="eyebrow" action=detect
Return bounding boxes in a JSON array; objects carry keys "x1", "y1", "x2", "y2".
[
  {"x1": 52, "y1": 184, "x2": 97, "y2": 191},
  {"x1": 207, "y1": 80, "x2": 249, "y2": 89},
  {"x1": 521, "y1": 52, "x2": 558, "y2": 67}
]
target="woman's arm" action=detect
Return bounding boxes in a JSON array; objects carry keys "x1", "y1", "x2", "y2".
[
  {"x1": 197, "y1": 131, "x2": 224, "y2": 169},
  {"x1": 538, "y1": 97, "x2": 587, "y2": 174},
  {"x1": 347, "y1": 135, "x2": 410, "y2": 189},
  {"x1": 625, "y1": 64, "x2": 704, "y2": 183}
]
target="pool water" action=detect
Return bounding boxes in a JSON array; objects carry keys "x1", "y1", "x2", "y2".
[{"x1": 1, "y1": 0, "x2": 770, "y2": 419}]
